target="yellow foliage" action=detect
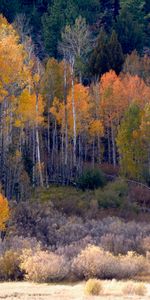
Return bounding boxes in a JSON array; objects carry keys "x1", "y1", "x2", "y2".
[
  {"x1": 67, "y1": 83, "x2": 90, "y2": 135},
  {"x1": 89, "y1": 120, "x2": 104, "y2": 137},
  {"x1": 15, "y1": 89, "x2": 44, "y2": 127},
  {"x1": 0, "y1": 194, "x2": 10, "y2": 231}
]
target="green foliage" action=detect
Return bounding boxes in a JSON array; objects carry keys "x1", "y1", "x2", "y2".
[
  {"x1": 107, "y1": 30, "x2": 124, "y2": 74},
  {"x1": 77, "y1": 169, "x2": 106, "y2": 191},
  {"x1": 42, "y1": 0, "x2": 78, "y2": 57},
  {"x1": 32, "y1": 185, "x2": 96, "y2": 216},
  {"x1": 115, "y1": 8, "x2": 145, "y2": 53},
  {"x1": 90, "y1": 29, "x2": 124, "y2": 77},
  {"x1": 96, "y1": 179, "x2": 128, "y2": 209},
  {"x1": 89, "y1": 30, "x2": 110, "y2": 77},
  {"x1": 0, "y1": 0, "x2": 21, "y2": 22},
  {"x1": 117, "y1": 104, "x2": 145, "y2": 179}
]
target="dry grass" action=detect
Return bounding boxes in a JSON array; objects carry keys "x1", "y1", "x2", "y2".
[
  {"x1": 85, "y1": 279, "x2": 103, "y2": 295},
  {"x1": 0, "y1": 280, "x2": 149, "y2": 300},
  {"x1": 122, "y1": 282, "x2": 147, "y2": 296}
]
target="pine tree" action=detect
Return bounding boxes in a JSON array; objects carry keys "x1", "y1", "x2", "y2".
[
  {"x1": 89, "y1": 29, "x2": 124, "y2": 78},
  {"x1": 108, "y1": 30, "x2": 124, "y2": 74},
  {"x1": 115, "y1": 9, "x2": 144, "y2": 53},
  {"x1": 114, "y1": 0, "x2": 120, "y2": 20},
  {"x1": 89, "y1": 30, "x2": 110, "y2": 78},
  {"x1": 42, "y1": 0, "x2": 78, "y2": 57},
  {"x1": 0, "y1": 0, "x2": 21, "y2": 22}
]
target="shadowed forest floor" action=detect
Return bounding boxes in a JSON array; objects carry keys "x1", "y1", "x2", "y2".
[{"x1": 0, "y1": 281, "x2": 150, "y2": 300}]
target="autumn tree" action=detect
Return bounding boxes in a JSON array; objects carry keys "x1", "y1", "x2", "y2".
[
  {"x1": 117, "y1": 103, "x2": 145, "y2": 179},
  {"x1": 100, "y1": 70, "x2": 126, "y2": 166},
  {"x1": 0, "y1": 193, "x2": 10, "y2": 231}
]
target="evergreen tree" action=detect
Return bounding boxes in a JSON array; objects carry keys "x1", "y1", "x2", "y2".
[
  {"x1": 89, "y1": 29, "x2": 124, "y2": 78},
  {"x1": 42, "y1": 0, "x2": 78, "y2": 57},
  {"x1": 75, "y1": 0, "x2": 101, "y2": 25},
  {"x1": 114, "y1": 0, "x2": 120, "y2": 20},
  {"x1": 99, "y1": 0, "x2": 114, "y2": 31},
  {"x1": 0, "y1": 0, "x2": 21, "y2": 22},
  {"x1": 108, "y1": 30, "x2": 124, "y2": 74},
  {"x1": 89, "y1": 30, "x2": 110, "y2": 78},
  {"x1": 115, "y1": 9, "x2": 144, "y2": 54}
]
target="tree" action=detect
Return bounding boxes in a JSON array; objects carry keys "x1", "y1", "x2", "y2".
[
  {"x1": 42, "y1": 0, "x2": 78, "y2": 57},
  {"x1": 89, "y1": 30, "x2": 110, "y2": 78},
  {"x1": 123, "y1": 50, "x2": 150, "y2": 85},
  {"x1": 99, "y1": 0, "x2": 116, "y2": 31},
  {"x1": 117, "y1": 103, "x2": 145, "y2": 179},
  {"x1": 100, "y1": 70, "x2": 126, "y2": 166},
  {"x1": 107, "y1": 30, "x2": 124, "y2": 74},
  {"x1": 0, "y1": 193, "x2": 10, "y2": 231},
  {"x1": 115, "y1": 8, "x2": 144, "y2": 54},
  {"x1": 0, "y1": 0, "x2": 21, "y2": 22},
  {"x1": 140, "y1": 103, "x2": 150, "y2": 182},
  {"x1": 60, "y1": 16, "x2": 90, "y2": 82},
  {"x1": 90, "y1": 30, "x2": 124, "y2": 78}
]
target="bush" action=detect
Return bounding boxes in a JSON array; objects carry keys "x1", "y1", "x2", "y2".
[
  {"x1": 0, "y1": 250, "x2": 22, "y2": 281},
  {"x1": 72, "y1": 245, "x2": 119, "y2": 279},
  {"x1": 119, "y1": 252, "x2": 146, "y2": 279},
  {"x1": 77, "y1": 169, "x2": 106, "y2": 191},
  {"x1": 85, "y1": 279, "x2": 103, "y2": 295},
  {"x1": 72, "y1": 245, "x2": 146, "y2": 280},
  {"x1": 122, "y1": 282, "x2": 147, "y2": 296},
  {"x1": 20, "y1": 248, "x2": 69, "y2": 282},
  {"x1": 96, "y1": 179, "x2": 129, "y2": 209}
]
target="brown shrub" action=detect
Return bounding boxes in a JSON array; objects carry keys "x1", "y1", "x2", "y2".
[
  {"x1": 129, "y1": 185, "x2": 150, "y2": 206},
  {"x1": 72, "y1": 245, "x2": 146, "y2": 280},
  {"x1": 0, "y1": 250, "x2": 23, "y2": 280},
  {"x1": 119, "y1": 252, "x2": 146, "y2": 279},
  {"x1": 20, "y1": 248, "x2": 69, "y2": 282}
]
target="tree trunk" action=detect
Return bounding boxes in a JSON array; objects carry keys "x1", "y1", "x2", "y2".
[
  {"x1": 111, "y1": 123, "x2": 117, "y2": 167},
  {"x1": 35, "y1": 93, "x2": 44, "y2": 187},
  {"x1": 70, "y1": 56, "x2": 77, "y2": 169}
]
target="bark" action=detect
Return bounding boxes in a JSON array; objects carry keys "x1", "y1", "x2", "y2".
[{"x1": 35, "y1": 93, "x2": 44, "y2": 187}]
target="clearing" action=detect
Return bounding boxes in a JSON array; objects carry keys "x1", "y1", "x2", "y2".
[{"x1": 0, "y1": 281, "x2": 150, "y2": 300}]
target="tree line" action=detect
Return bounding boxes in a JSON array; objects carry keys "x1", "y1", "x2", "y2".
[{"x1": 0, "y1": 0, "x2": 149, "y2": 59}]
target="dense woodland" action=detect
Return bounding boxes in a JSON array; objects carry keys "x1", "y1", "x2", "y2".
[
  {"x1": 0, "y1": 1, "x2": 150, "y2": 288},
  {"x1": 0, "y1": 0, "x2": 149, "y2": 201}
]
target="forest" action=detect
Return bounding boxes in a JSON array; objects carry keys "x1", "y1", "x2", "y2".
[
  {"x1": 0, "y1": 1, "x2": 150, "y2": 297},
  {"x1": 0, "y1": 0, "x2": 149, "y2": 201}
]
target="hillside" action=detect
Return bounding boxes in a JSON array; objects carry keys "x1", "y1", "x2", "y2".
[{"x1": 0, "y1": 1, "x2": 150, "y2": 298}]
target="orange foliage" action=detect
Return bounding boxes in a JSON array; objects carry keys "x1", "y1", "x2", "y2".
[
  {"x1": 67, "y1": 83, "x2": 90, "y2": 135},
  {"x1": 100, "y1": 70, "x2": 126, "y2": 125},
  {"x1": 0, "y1": 193, "x2": 10, "y2": 230}
]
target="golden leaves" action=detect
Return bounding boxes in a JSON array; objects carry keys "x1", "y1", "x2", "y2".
[{"x1": 0, "y1": 193, "x2": 10, "y2": 231}]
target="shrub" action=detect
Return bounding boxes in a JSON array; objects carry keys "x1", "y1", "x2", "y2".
[
  {"x1": 85, "y1": 279, "x2": 103, "y2": 295},
  {"x1": 96, "y1": 178, "x2": 128, "y2": 209},
  {"x1": 0, "y1": 250, "x2": 22, "y2": 281},
  {"x1": 142, "y1": 237, "x2": 150, "y2": 253},
  {"x1": 72, "y1": 245, "x2": 119, "y2": 279},
  {"x1": 122, "y1": 282, "x2": 147, "y2": 296},
  {"x1": 20, "y1": 248, "x2": 69, "y2": 282},
  {"x1": 119, "y1": 252, "x2": 146, "y2": 279},
  {"x1": 72, "y1": 245, "x2": 146, "y2": 280},
  {"x1": 129, "y1": 185, "x2": 150, "y2": 207},
  {"x1": 77, "y1": 169, "x2": 106, "y2": 191}
]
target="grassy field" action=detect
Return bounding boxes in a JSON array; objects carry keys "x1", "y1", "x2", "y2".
[{"x1": 0, "y1": 281, "x2": 150, "y2": 300}]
